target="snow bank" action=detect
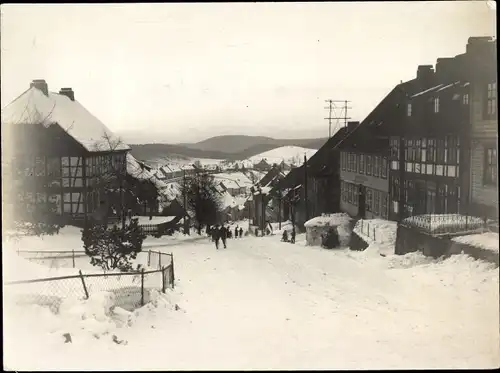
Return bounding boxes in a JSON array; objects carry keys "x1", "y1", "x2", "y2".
[
  {"x1": 3, "y1": 225, "x2": 83, "y2": 253},
  {"x1": 353, "y1": 219, "x2": 398, "y2": 257},
  {"x1": 304, "y1": 213, "x2": 352, "y2": 247},
  {"x1": 4, "y1": 288, "x2": 180, "y2": 368},
  {"x1": 304, "y1": 213, "x2": 352, "y2": 228},
  {"x1": 3, "y1": 247, "x2": 79, "y2": 282},
  {"x1": 452, "y1": 232, "x2": 499, "y2": 253},
  {"x1": 354, "y1": 219, "x2": 397, "y2": 245}
]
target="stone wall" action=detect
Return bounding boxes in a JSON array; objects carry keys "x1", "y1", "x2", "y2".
[{"x1": 395, "y1": 224, "x2": 499, "y2": 266}]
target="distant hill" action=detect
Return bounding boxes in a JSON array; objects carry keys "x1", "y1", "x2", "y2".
[
  {"x1": 248, "y1": 146, "x2": 318, "y2": 166},
  {"x1": 179, "y1": 135, "x2": 327, "y2": 154},
  {"x1": 128, "y1": 135, "x2": 328, "y2": 164}
]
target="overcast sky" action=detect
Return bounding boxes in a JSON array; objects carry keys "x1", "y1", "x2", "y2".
[{"x1": 1, "y1": 2, "x2": 496, "y2": 143}]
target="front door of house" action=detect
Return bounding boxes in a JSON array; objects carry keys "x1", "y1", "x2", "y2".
[{"x1": 358, "y1": 184, "x2": 366, "y2": 219}]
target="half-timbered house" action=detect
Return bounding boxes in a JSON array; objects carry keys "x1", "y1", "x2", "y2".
[
  {"x1": 389, "y1": 38, "x2": 496, "y2": 221},
  {"x1": 2, "y1": 80, "x2": 129, "y2": 227}
]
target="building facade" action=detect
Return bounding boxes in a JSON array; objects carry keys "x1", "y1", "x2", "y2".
[
  {"x1": 467, "y1": 37, "x2": 498, "y2": 219},
  {"x1": 389, "y1": 37, "x2": 497, "y2": 221},
  {"x1": 340, "y1": 150, "x2": 390, "y2": 220},
  {"x1": 2, "y1": 80, "x2": 129, "y2": 227}
]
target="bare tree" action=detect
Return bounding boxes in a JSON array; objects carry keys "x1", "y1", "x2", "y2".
[{"x1": 181, "y1": 171, "x2": 224, "y2": 234}]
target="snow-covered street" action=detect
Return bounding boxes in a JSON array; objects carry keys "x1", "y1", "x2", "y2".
[{"x1": 4, "y1": 231, "x2": 499, "y2": 370}]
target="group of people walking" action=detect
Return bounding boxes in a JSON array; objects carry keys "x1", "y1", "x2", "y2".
[{"x1": 208, "y1": 224, "x2": 244, "y2": 249}]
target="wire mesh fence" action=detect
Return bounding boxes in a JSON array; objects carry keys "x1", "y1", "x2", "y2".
[
  {"x1": 5, "y1": 258, "x2": 175, "y2": 313},
  {"x1": 17, "y1": 250, "x2": 88, "y2": 269},
  {"x1": 359, "y1": 220, "x2": 377, "y2": 242},
  {"x1": 147, "y1": 250, "x2": 173, "y2": 270}
]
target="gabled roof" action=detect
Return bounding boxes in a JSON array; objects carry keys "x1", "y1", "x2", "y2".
[
  {"x1": 2, "y1": 86, "x2": 129, "y2": 153},
  {"x1": 306, "y1": 127, "x2": 350, "y2": 175}
]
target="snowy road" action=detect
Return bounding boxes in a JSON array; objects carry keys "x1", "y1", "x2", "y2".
[
  {"x1": 121, "y1": 234, "x2": 499, "y2": 369},
  {"x1": 4, "y1": 233, "x2": 499, "y2": 370}
]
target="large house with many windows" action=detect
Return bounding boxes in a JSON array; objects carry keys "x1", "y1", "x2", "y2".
[
  {"x1": 467, "y1": 37, "x2": 497, "y2": 220},
  {"x1": 340, "y1": 122, "x2": 390, "y2": 220},
  {"x1": 2, "y1": 79, "x2": 130, "y2": 227},
  {"x1": 389, "y1": 37, "x2": 496, "y2": 221}
]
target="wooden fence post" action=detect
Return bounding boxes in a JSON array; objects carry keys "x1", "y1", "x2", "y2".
[
  {"x1": 141, "y1": 268, "x2": 145, "y2": 306},
  {"x1": 159, "y1": 252, "x2": 162, "y2": 269},
  {"x1": 161, "y1": 266, "x2": 166, "y2": 293},
  {"x1": 373, "y1": 227, "x2": 376, "y2": 241},
  {"x1": 79, "y1": 270, "x2": 89, "y2": 299},
  {"x1": 148, "y1": 250, "x2": 151, "y2": 267},
  {"x1": 72, "y1": 250, "x2": 75, "y2": 268},
  {"x1": 170, "y1": 253, "x2": 175, "y2": 289}
]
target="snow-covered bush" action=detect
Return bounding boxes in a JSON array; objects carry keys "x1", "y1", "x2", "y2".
[{"x1": 82, "y1": 218, "x2": 147, "y2": 272}]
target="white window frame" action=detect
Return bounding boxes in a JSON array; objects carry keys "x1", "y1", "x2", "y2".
[{"x1": 434, "y1": 97, "x2": 440, "y2": 113}]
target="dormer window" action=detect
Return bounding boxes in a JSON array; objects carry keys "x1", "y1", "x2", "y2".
[
  {"x1": 407, "y1": 103, "x2": 412, "y2": 117},
  {"x1": 434, "y1": 97, "x2": 440, "y2": 113},
  {"x1": 462, "y1": 93, "x2": 469, "y2": 105}
]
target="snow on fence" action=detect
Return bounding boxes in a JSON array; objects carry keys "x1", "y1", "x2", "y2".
[
  {"x1": 5, "y1": 251, "x2": 176, "y2": 313},
  {"x1": 400, "y1": 214, "x2": 487, "y2": 236},
  {"x1": 17, "y1": 250, "x2": 87, "y2": 269},
  {"x1": 358, "y1": 220, "x2": 378, "y2": 242}
]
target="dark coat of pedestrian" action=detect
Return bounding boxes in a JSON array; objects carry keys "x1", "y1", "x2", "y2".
[
  {"x1": 234, "y1": 226, "x2": 239, "y2": 238},
  {"x1": 212, "y1": 225, "x2": 220, "y2": 249},
  {"x1": 239, "y1": 227, "x2": 243, "y2": 238},
  {"x1": 220, "y1": 225, "x2": 227, "y2": 248}
]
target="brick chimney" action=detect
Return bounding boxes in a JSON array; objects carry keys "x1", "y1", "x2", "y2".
[
  {"x1": 466, "y1": 36, "x2": 495, "y2": 55},
  {"x1": 30, "y1": 79, "x2": 48, "y2": 96},
  {"x1": 59, "y1": 87, "x2": 75, "y2": 101},
  {"x1": 435, "y1": 57, "x2": 459, "y2": 81},
  {"x1": 347, "y1": 121, "x2": 359, "y2": 132},
  {"x1": 416, "y1": 65, "x2": 435, "y2": 89}
]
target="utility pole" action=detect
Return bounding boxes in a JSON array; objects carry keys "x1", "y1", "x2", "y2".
[
  {"x1": 183, "y1": 169, "x2": 188, "y2": 234},
  {"x1": 325, "y1": 99, "x2": 333, "y2": 138},
  {"x1": 324, "y1": 100, "x2": 352, "y2": 136},
  {"x1": 278, "y1": 162, "x2": 282, "y2": 230},
  {"x1": 304, "y1": 154, "x2": 309, "y2": 222}
]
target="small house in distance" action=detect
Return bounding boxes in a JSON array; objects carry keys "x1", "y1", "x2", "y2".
[
  {"x1": 253, "y1": 159, "x2": 272, "y2": 172},
  {"x1": 2, "y1": 79, "x2": 130, "y2": 227}
]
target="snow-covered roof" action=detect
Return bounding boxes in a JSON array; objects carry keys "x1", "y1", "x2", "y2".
[
  {"x1": 304, "y1": 213, "x2": 352, "y2": 228},
  {"x1": 2, "y1": 86, "x2": 129, "y2": 153},
  {"x1": 221, "y1": 190, "x2": 238, "y2": 209},
  {"x1": 212, "y1": 172, "x2": 253, "y2": 188},
  {"x1": 261, "y1": 186, "x2": 272, "y2": 195},
  {"x1": 411, "y1": 84, "x2": 444, "y2": 98},
  {"x1": 133, "y1": 216, "x2": 177, "y2": 225},
  {"x1": 162, "y1": 181, "x2": 182, "y2": 201},
  {"x1": 436, "y1": 81, "x2": 462, "y2": 92}
]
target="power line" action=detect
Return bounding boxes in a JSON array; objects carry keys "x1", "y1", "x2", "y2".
[{"x1": 324, "y1": 99, "x2": 352, "y2": 137}]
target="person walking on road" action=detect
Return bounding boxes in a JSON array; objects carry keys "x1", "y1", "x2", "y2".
[
  {"x1": 235, "y1": 225, "x2": 239, "y2": 239},
  {"x1": 221, "y1": 224, "x2": 228, "y2": 248},
  {"x1": 239, "y1": 227, "x2": 243, "y2": 238},
  {"x1": 213, "y1": 225, "x2": 220, "y2": 249}
]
